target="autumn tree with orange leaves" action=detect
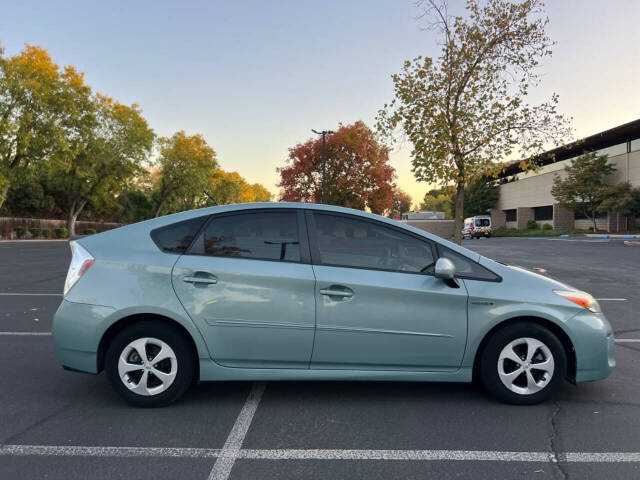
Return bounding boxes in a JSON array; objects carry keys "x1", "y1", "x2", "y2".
[{"x1": 278, "y1": 121, "x2": 396, "y2": 215}]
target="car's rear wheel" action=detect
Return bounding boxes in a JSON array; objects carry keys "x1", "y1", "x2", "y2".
[
  {"x1": 105, "y1": 321, "x2": 196, "y2": 407},
  {"x1": 480, "y1": 322, "x2": 567, "y2": 405}
]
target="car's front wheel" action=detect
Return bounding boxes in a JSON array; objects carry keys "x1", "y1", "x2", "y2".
[
  {"x1": 480, "y1": 322, "x2": 567, "y2": 405},
  {"x1": 105, "y1": 321, "x2": 196, "y2": 407}
]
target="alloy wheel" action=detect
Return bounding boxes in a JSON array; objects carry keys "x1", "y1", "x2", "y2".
[
  {"x1": 117, "y1": 337, "x2": 178, "y2": 396},
  {"x1": 497, "y1": 337, "x2": 555, "y2": 395}
]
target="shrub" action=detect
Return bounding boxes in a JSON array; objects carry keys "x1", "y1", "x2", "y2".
[
  {"x1": 542, "y1": 223, "x2": 553, "y2": 231},
  {"x1": 526, "y1": 219, "x2": 538, "y2": 230},
  {"x1": 29, "y1": 227, "x2": 42, "y2": 237},
  {"x1": 55, "y1": 227, "x2": 69, "y2": 239},
  {"x1": 84, "y1": 228, "x2": 97, "y2": 235},
  {"x1": 41, "y1": 228, "x2": 51, "y2": 238},
  {"x1": 15, "y1": 226, "x2": 27, "y2": 238}
]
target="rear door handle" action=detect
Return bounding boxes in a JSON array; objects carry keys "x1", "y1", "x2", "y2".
[
  {"x1": 183, "y1": 273, "x2": 218, "y2": 285},
  {"x1": 320, "y1": 287, "x2": 353, "y2": 298}
]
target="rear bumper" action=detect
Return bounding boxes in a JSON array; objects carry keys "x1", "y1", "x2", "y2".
[{"x1": 53, "y1": 299, "x2": 115, "y2": 374}]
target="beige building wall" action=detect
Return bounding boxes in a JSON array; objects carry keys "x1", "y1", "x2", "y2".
[
  {"x1": 495, "y1": 149, "x2": 639, "y2": 231},
  {"x1": 496, "y1": 151, "x2": 638, "y2": 211}
]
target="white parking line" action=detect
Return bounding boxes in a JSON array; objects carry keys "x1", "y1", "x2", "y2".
[
  {"x1": 207, "y1": 382, "x2": 266, "y2": 480},
  {"x1": 595, "y1": 298, "x2": 627, "y2": 301},
  {"x1": 0, "y1": 332, "x2": 52, "y2": 336},
  {"x1": 0, "y1": 445, "x2": 219, "y2": 458},
  {"x1": 0, "y1": 293, "x2": 62, "y2": 296},
  {"x1": 3, "y1": 445, "x2": 640, "y2": 463},
  {"x1": 615, "y1": 339, "x2": 640, "y2": 343}
]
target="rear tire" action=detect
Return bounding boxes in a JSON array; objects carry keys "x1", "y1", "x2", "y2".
[
  {"x1": 480, "y1": 322, "x2": 566, "y2": 405},
  {"x1": 105, "y1": 321, "x2": 196, "y2": 407}
]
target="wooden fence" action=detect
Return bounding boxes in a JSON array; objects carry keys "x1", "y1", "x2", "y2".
[{"x1": 0, "y1": 217, "x2": 123, "y2": 239}]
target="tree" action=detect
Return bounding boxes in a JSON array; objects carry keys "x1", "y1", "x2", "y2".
[
  {"x1": 251, "y1": 183, "x2": 272, "y2": 202},
  {"x1": 551, "y1": 152, "x2": 615, "y2": 232},
  {"x1": 377, "y1": 0, "x2": 571, "y2": 243},
  {"x1": 115, "y1": 189, "x2": 155, "y2": 223},
  {"x1": 389, "y1": 189, "x2": 413, "y2": 218},
  {"x1": 47, "y1": 87, "x2": 154, "y2": 235},
  {"x1": 598, "y1": 182, "x2": 640, "y2": 226},
  {"x1": 153, "y1": 131, "x2": 217, "y2": 217},
  {"x1": 0, "y1": 45, "x2": 68, "y2": 209},
  {"x1": 420, "y1": 191, "x2": 453, "y2": 218},
  {"x1": 278, "y1": 121, "x2": 396, "y2": 214},
  {"x1": 463, "y1": 176, "x2": 499, "y2": 218},
  {"x1": 204, "y1": 169, "x2": 271, "y2": 205}
]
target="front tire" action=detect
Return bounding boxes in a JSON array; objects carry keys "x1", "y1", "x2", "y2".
[
  {"x1": 105, "y1": 321, "x2": 196, "y2": 407},
  {"x1": 480, "y1": 322, "x2": 567, "y2": 405}
]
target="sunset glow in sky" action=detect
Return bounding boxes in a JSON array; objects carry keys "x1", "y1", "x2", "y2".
[{"x1": 2, "y1": 0, "x2": 639, "y2": 205}]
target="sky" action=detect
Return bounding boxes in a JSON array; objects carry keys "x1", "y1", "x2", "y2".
[{"x1": 2, "y1": 0, "x2": 639, "y2": 205}]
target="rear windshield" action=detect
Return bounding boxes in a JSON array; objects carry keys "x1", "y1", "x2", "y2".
[
  {"x1": 150, "y1": 216, "x2": 208, "y2": 253},
  {"x1": 475, "y1": 219, "x2": 490, "y2": 227}
]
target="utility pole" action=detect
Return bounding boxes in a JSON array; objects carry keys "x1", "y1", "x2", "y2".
[{"x1": 312, "y1": 129, "x2": 334, "y2": 204}]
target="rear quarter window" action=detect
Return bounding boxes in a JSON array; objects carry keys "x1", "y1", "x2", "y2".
[{"x1": 150, "y1": 216, "x2": 208, "y2": 254}]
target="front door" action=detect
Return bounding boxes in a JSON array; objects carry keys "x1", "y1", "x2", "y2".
[
  {"x1": 172, "y1": 209, "x2": 316, "y2": 368},
  {"x1": 308, "y1": 212, "x2": 468, "y2": 370}
]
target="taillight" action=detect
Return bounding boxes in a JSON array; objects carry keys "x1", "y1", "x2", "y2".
[{"x1": 63, "y1": 241, "x2": 95, "y2": 297}]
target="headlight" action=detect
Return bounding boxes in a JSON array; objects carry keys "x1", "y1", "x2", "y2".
[
  {"x1": 63, "y1": 241, "x2": 95, "y2": 297},
  {"x1": 554, "y1": 290, "x2": 600, "y2": 313}
]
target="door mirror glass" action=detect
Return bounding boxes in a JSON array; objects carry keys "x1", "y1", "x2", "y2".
[{"x1": 435, "y1": 257, "x2": 456, "y2": 280}]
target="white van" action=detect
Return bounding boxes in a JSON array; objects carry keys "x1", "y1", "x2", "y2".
[{"x1": 462, "y1": 215, "x2": 492, "y2": 239}]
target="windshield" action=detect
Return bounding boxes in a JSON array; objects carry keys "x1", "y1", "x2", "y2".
[{"x1": 475, "y1": 219, "x2": 490, "y2": 227}]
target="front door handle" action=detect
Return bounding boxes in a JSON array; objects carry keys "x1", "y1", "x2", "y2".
[
  {"x1": 320, "y1": 287, "x2": 353, "y2": 298},
  {"x1": 183, "y1": 273, "x2": 218, "y2": 285}
]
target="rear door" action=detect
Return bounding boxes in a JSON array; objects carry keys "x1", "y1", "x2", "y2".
[
  {"x1": 172, "y1": 209, "x2": 316, "y2": 368},
  {"x1": 307, "y1": 211, "x2": 469, "y2": 371}
]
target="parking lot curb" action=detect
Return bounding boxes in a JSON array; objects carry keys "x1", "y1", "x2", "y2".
[{"x1": 585, "y1": 234, "x2": 640, "y2": 239}]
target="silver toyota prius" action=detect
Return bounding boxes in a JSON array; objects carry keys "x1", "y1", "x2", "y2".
[{"x1": 53, "y1": 203, "x2": 615, "y2": 407}]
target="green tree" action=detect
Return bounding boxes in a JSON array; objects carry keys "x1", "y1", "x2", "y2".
[
  {"x1": 463, "y1": 177, "x2": 499, "y2": 218},
  {"x1": 153, "y1": 131, "x2": 217, "y2": 217},
  {"x1": 1, "y1": 168, "x2": 56, "y2": 217},
  {"x1": 420, "y1": 192, "x2": 453, "y2": 218},
  {"x1": 116, "y1": 188, "x2": 154, "y2": 223},
  {"x1": 377, "y1": 0, "x2": 571, "y2": 243},
  {"x1": 0, "y1": 45, "x2": 69, "y2": 209},
  {"x1": 47, "y1": 89, "x2": 154, "y2": 235},
  {"x1": 598, "y1": 182, "x2": 640, "y2": 222},
  {"x1": 551, "y1": 152, "x2": 615, "y2": 232}
]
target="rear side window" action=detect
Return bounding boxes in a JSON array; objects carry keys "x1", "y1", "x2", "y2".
[
  {"x1": 151, "y1": 216, "x2": 207, "y2": 254},
  {"x1": 437, "y1": 245, "x2": 500, "y2": 281},
  {"x1": 199, "y1": 211, "x2": 300, "y2": 262}
]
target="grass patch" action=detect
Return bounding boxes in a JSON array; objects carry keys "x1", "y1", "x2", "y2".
[{"x1": 492, "y1": 227, "x2": 566, "y2": 237}]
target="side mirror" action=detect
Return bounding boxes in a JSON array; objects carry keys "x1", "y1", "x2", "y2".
[{"x1": 435, "y1": 257, "x2": 456, "y2": 280}]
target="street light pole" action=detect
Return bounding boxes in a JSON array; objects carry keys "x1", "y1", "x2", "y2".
[{"x1": 312, "y1": 129, "x2": 334, "y2": 204}]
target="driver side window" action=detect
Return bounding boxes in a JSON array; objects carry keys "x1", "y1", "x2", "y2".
[{"x1": 312, "y1": 213, "x2": 435, "y2": 274}]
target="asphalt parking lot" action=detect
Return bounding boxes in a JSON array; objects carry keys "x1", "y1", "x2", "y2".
[{"x1": 0, "y1": 237, "x2": 639, "y2": 480}]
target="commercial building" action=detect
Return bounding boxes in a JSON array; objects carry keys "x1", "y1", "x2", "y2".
[{"x1": 491, "y1": 118, "x2": 640, "y2": 232}]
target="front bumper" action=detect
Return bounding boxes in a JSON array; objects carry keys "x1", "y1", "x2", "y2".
[
  {"x1": 52, "y1": 299, "x2": 115, "y2": 374},
  {"x1": 568, "y1": 310, "x2": 616, "y2": 382}
]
